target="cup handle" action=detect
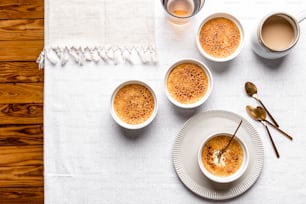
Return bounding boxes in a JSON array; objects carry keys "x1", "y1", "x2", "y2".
[{"x1": 297, "y1": 10, "x2": 306, "y2": 23}]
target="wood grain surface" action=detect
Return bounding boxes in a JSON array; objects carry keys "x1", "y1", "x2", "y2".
[
  {"x1": 0, "y1": 40, "x2": 44, "y2": 61},
  {"x1": 0, "y1": 83, "x2": 43, "y2": 103},
  {"x1": 0, "y1": 0, "x2": 43, "y2": 20},
  {"x1": 0, "y1": 187, "x2": 43, "y2": 204},
  {"x1": 0, "y1": 124, "x2": 43, "y2": 146},
  {"x1": 0, "y1": 0, "x2": 44, "y2": 203},
  {"x1": 0, "y1": 19, "x2": 43, "y2": 40},
  {"x1": 0, "y1": 62, "x2": 44, "y2": 83}
]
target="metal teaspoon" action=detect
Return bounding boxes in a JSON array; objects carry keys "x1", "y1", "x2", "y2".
[
  {"x1": 247, "y1": 106, "x2": 293, "y2": 140},
  {"x1": 217, "y1": 120, "x2": 243, "y2": 162},
  {"x1": 245, "y1": 81, "x2": 279, "y2": 127},
  {"x1": 246, "y1": 105, "x2": 280, "y2": 158}
]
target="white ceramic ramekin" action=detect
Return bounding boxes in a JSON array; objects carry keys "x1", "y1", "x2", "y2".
[
  {"x1": 197, "y1": 133, "x2": 249, "y2": 183},
  {"x1": 196, "y1": 12, "x2": 244, "y2": 62},
  {"x1": 164, "y1": 58, "x2": 213, "y2": 109},
  {"x1": 110, "y1": 80, "x2": 158, "y2": 130}
]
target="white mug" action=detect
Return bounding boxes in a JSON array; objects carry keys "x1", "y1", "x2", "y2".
[{"x1": 252, "y1": 11, "x2": 305, "y2": 59}]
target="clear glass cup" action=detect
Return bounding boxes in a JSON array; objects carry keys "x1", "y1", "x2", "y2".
[{"x1": 160, "y1": 0, "x2": 205, "y2": 24}]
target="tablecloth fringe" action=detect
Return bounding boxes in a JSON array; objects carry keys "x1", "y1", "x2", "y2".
[{"x1": 36, "y1": 44, "x2": 157, "y2": 69}]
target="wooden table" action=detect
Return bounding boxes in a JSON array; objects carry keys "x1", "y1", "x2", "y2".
[{"x1": 0, "y1": 0, "x2": 44, "y2": 203}]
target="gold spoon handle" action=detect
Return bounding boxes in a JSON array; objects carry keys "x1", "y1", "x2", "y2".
[
  {"x1": 264, "y1": 120, "x2": 293, "y2": 141},
  {"x1": 222, "y1": 120, "x2": 243, "y2": 151},
  {"x1": 256, "y1": 98, "x2": 279, "y2": 127},
  {"x1": 218, "y1": 120, "x2": 243, "y2": 161},
  {"x1": 263, "y1": 123, "x2": 280, "y2": 158}
]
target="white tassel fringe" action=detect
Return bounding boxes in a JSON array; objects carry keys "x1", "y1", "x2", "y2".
[{"x1": 36, "y1": 45, "x2": 157, "y2": 69}]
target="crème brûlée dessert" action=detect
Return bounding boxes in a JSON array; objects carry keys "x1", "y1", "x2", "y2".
[
  {"x1": 199, "y1": 17, "x2": 241, "y2": 58},
  {"x1": 201, "y1": 134, "x2": 244, "y2": 177},
  {"x1": 113, "y1": 84, "x2": 155, "y2": 125},
  {"x1": 167, "y1": 63, "x2": 209, "y2": 104}
]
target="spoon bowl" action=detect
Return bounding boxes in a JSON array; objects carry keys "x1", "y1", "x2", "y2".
[
  {"x1": 247, "y1": 105, "x2": 293, "y2": 140},
  {"x1": 246, "y1": 105, "x2": 262, "y2": 121},
  {"x1": 245, "y1": 82, "x2": 258, "y2": 98}
]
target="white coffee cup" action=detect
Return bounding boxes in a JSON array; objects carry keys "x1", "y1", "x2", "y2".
[{"x1": 252, "y1": 11, "x2": 305, "y2": 59}]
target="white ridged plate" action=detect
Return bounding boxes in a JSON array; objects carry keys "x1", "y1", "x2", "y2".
[{"x1": 172, "y1": 110, "x2": 264, "y2": 200}]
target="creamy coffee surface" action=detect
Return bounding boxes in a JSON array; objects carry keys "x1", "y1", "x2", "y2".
[
  {"x1": 261, "y1": 16, "x2": 295, "y2": 51},
  {"x1": 167, "y1": 63, "x2": 208, "y2": 104},
  {"x1": 114, "y1": 84, "x2": 155, "y2": 125},
  {"x1": 199, "y1": 17, "x2": 241, "y2": 58},
  {"x1": 201, "y1": 135, "x2": 244, "y2": 177}
]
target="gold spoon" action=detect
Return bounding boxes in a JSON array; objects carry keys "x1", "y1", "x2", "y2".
[
  {"x1": 217, "y1": 120, "x2": 243, "y2": 162},
  {"x1": 245, "y1": 81, "x2": 279, "y2": 127},
  {"x1": 247, "y1": 105, "x2": 293, "y2": 140},
  {"x1": 246, "y1": 105, "x2": 280, "y2": 158}
]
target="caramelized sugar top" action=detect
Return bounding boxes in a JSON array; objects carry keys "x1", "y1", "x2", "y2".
[
  {"x1": 167, "y1": 63, "x2": 209, "y2": 104},
  {"x1": 202, "y1": 135, "x2": 244, "y2": 177},
  {"x1": 114, "y1": 84, "x2": 155, "y2": 125},
  {"x1": 199, "y1": 17, "x2": 241, "y2": 58}
]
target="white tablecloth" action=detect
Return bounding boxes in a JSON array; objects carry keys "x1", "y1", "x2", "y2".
[{"x1": 44, "y1": 0, "x2": 306, "y2": 203}]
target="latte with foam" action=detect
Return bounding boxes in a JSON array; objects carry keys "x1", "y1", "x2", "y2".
[{"x1": 261, "y1": 15, "x2": 296, "y2": 51}]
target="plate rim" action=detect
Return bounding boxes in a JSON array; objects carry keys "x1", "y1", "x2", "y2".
[{"x1": 172, "y1": 109, "x2": 264, "y2": 200}]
